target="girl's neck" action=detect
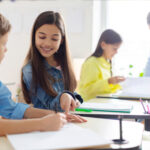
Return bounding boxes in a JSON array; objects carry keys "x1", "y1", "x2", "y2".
[
  {"x1": 102, "y1": 54, "x2": 111, "y2": 62},
  {"x1": 46, "y1": 56, "x2": 59, "y2": 67}
]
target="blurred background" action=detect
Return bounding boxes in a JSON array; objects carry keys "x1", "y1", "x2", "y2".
[{"x1": 0, "y1": 0, "x2": 150, "y2": 97}]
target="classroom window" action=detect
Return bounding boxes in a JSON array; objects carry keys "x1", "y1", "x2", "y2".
[{"x1": 106, "y1": 0, "x2": 150, "y2": 77}]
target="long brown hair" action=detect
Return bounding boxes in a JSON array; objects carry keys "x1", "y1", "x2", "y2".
[
  {"x1": 91, "y1": 29, "x2": 122, "y2": 58},
  {"x1": 21, "y1": 11, "x2": 77, "y2": 104}
]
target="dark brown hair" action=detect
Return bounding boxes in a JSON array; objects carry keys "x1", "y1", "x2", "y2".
[
  {"x1": 90, "y1": 29, "x2": 122, "y2": 76},
  {"x1": 91, "y1": 29, "x2": 122, "y2": 58},
  {"x1": 0, "y1": 14, "x2": 11, "y2": 37},
  {"x1": 21, "y1": 11, "x2": 77, "y2": 104}
]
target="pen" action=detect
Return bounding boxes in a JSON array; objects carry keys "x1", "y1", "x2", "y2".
[
  {"x1": 54, "y1": 103, "x2": 58, "y2": 113},
  {"x1": 139, "y1": 98, "x2": 147, "y2": 113},
  {"x1": 75, "y1": 108, "x2": 93, "y2": 112},
  {"x1": 146, "y1": 101, "x2": 150, "y2": 114}
]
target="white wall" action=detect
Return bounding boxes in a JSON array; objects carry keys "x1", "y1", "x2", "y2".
[
  {"x1": 106, "y1": 0, "x2": 150, "y2": 77},
  {"x1": 0, "y1": 0, "x2": 95, "y2": 97}
]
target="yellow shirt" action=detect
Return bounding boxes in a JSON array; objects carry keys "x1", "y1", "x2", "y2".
[{"x1": 77, "y1": 56, "x2": 121, "y2": 101}]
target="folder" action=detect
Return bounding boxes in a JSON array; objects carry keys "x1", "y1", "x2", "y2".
[{"x1": 78, "y1": 102, "x2": 133, "y2": 113}]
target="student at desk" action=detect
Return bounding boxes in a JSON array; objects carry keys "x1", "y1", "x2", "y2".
[
  {"x1": 77, "y1": 29, "x2": 125, "y2": 101},
  {"x1": 0, "y1": 13, "x2": 86, "y2": 136},
  {"x1": 21, "y1": 11, "x2": 83, "y2": 113}
]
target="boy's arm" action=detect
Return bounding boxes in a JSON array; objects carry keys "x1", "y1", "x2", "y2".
[
  {"x1": 0, "y1": 118, "x2": 41, "y2": 136},
  {"x1": 23, "y1": 107, "x2": 54, "y2": 119},
  {"x1": 0, "y1": 112, "x2": 67, "y2": 136}
]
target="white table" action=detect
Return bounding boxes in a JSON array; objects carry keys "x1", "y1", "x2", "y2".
[{"x1": 0, "y1": 117, "x2": 144, "y2": 150}]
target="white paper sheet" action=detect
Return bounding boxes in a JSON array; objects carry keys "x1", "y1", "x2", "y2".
[
  {"x1": 117, "y1": 77, "x2": 150, "y2": 98},
  {"x1": 7, "y1": 123, "x2": 111, "y2": 150}
]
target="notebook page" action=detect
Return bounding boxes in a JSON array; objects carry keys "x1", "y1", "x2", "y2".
[
  {"x1": 7, "y1": 123, "x2": 111, "y2": 150},
  {"x1": 117, "y1": 77, "x2": 150, "y2": 98}
]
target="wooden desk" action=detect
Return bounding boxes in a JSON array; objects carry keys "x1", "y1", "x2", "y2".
[{"x1": 0, "y1": 117, "x2": 143, "y2": 150}]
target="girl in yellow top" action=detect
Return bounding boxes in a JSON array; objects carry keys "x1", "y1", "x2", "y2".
[{"x1": 77, "y1": 29, "x2": 125, "y2": 101}]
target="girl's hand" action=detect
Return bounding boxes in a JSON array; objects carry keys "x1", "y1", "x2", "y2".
[
  {"x1": 108, "y1": 76, "x2": 125, "y2": 84},
  {"x1": 75, "y1": 99, "x2": 81, "y2": 107},
  {"x1": 60, "y1": 93, "x2": 78, "y2": 114},
  {"x1": 66, "y1": 113, "x2": 87, "y2": 123},
  {"x1": 40, "y1": 113, "x2": 67, "y2": 131}
]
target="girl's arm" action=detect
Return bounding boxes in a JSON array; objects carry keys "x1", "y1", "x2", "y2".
[
  {"x1": 0, "y1": 113, "x2": 67, "y2": 136},
  {"x1": 23, "y1": 84, "x2": 78, "y2": 112},
  {"x1": 33, "y1": 92, "x2": 78, "y2": 112},
  {"x1": 22, "y1": 68, "x2": 83, "y2": 113},
  {"x1": 22, "y1": 69, "x2": 69, "y2": 111},
  {"x1": 78, "y1": 60, "x2": 115, "y2": 99}
]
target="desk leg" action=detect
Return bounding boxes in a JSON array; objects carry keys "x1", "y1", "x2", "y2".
[
  {"x1": 112, "y1": 117, "x2": 128, "y2": 144},
  {"x1": 145, "y1": 119, "x2": 150, "y2": 131}
]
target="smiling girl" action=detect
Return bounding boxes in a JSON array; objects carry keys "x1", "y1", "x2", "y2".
[
  {"x1": 21, "y1": 11, "x2": 83, "y2": 113},
  {"x1": 77, "y1": 29, "x2": 125, "y2": 101},
  {"x1": 0, "y1": 13, "x2": 86, "y2": 136},
  {"x1": 0, "y1": 13, "x2": 67, "y2": 136}
]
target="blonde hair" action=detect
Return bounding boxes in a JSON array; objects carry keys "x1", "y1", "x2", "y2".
[{"x1": 0, "y1": 14, "x2": 11, "y2": 37}]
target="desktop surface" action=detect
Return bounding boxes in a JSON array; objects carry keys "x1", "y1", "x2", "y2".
[{"x1": 0, "y1": 117, "x2": 143, "y2": 150}]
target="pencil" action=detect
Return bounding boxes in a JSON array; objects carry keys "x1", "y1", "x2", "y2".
[
  {"x1": 54, "y1": 103, "x2": 58, "y2": 113},
  {"x1": 146, "y1": 101, "x2": 150, "y2": 114},
  {"x1": 139, "y1": 98, "x2": 147, "y2": 113}
]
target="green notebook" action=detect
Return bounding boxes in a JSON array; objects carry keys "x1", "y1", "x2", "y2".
[{"x1": 77, "y1": 102, "x2": 133, "y2": 113}]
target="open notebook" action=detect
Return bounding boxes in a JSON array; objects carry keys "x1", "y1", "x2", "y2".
[
  {"x1": 7, "y1": 123, "x2": 111, "y2": 150},
  {"x1": 78, "y1": 102, "x2": 133, "y2": 113},
  {"x1": 97, "y1": 77, "x2": 150, "y2": 100}
]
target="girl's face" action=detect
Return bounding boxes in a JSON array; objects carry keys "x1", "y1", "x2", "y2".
[
  {"x1": 0, "y1": 33, "x2": 8, "y2": 63},
  {"x1": 35, "y1": 24, "x2": 62, "y2": 59},
  {"x1": 101, "y1": 41, "x2": 121, "y2": 60}
]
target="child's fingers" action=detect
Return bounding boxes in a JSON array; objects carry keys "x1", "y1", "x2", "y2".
[
  {"x1": 75, "y1": 100, "x2": 81, "y2": 107},
  {"x1": 67, "y1": 114, "x2": 87, "y2": 123},
  {"x1": 74, "y1": 115, "x2": 87, "y2": 122},
  {"x1": 70, "y1": 99, "x2": 76, "y2": 111},
  {"x1": 118, "y1": 77, "x2": 125, "y2": 82},
  {"x1": 61, "y1": 118, "x2": 67, "y2": 125},
  {"x1": 64, "y1": 100, "x2": 71, "y2": 114},
  {"x1": 59, "y1": 113, "x2": 67, "y2": 119}
]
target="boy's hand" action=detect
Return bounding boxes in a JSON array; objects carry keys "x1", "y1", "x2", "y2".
[{"x1": 40, "y1": 113, "x2": 67, "y2": 131}]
